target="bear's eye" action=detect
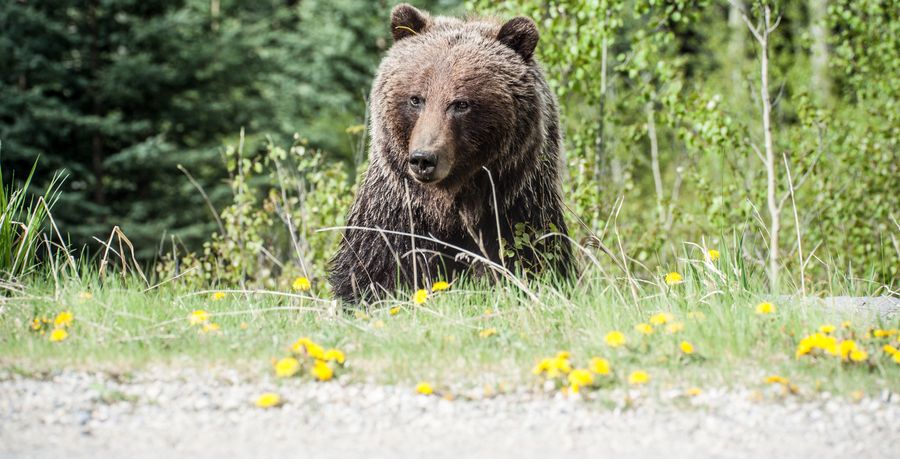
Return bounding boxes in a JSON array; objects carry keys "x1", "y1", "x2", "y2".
[
  {"x1": 408, "y1": 96, "x2": 423, "y2": 107},
  {"x1": 452, "y1": 100, "x2": 470, "y2": 112}
]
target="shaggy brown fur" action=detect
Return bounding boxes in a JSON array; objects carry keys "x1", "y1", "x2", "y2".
[{"x1": 329, "y1": 4, "x2": 572, "y2": 303}]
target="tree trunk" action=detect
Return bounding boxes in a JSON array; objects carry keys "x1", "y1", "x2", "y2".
[
  {"x1": 594, "y1": 9, "x2": 610, "y2": 195},
  {"x1": 743, "y1": 5, "x2": 781, "y2": 292},
  {"x1": 646, "y1": 100, "x2": 664, "y2": 225},
  {"x1": 809, "y1": 0, "x2": 830, "y2": 102},
  {"x1": 728, "y1": 1, "x2": 745, "y2": 96},
  {"x1": 760, "y1": 9, "x2": 780, "y2": 294}
]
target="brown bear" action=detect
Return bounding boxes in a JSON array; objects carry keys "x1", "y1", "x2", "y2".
[{"x1": 329, "y1": 3, "x2": 572, "y2": 303}]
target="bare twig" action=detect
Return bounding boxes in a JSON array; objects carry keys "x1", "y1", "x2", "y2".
[
  {"x1": 783, "y1": 152, "x2": 805, "y2": 295},
  {"x1": 177, "y1": 164, "x2": 225, "y2": 235},
  {"x1": 482, "y1": 166, "x2": 507, "y2": 271},
  {"x1": 646, "y1": 100, "x2": 665, "y2": 225},
  {"x1": 743, "y1": 4, "x2": 782, "y2": 292}
]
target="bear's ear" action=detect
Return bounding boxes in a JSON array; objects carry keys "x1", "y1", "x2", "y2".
[
  {"x1": 497, "y1": 17, "x2": 539, "y2": 61},
  {"x1": 391, "y1": 3, "x2": 430, "y2": 42}
]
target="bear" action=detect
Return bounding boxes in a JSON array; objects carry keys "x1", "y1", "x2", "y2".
[{"x1": 329, "y1": 3, "x2": 572, "y2": 304}]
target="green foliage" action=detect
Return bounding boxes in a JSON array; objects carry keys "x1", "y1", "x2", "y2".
[
  {"x1": 1, "y1": 0, "x2": 896, "y2": 291},
  {"x1": 1, "y1": 0, "x2": 462, "y2": 259},
  {"x1": 0, "y1": 156, "x2": 62, "y2": 278},
  {"x1": 471, "y1": 0, "x2": 899, "y2": 288},
  {"x1": 156, "y1": 136, "x2": 354, "y2": 290},
  {"x1": 0, "y1": 0, "x2": 277, "y2": 257}
]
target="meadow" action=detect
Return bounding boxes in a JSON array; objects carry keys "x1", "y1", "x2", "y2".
[
  {"x1": 1, "y1": 0, "x2": 898, "y2": 406},
  {"x1": 3, "y1": 250, "x2": 898, "y2": 401}
]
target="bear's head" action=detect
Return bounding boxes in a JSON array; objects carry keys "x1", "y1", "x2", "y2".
[{"x1": 372, "y1": 3, "x2": 543, "y2": 190}]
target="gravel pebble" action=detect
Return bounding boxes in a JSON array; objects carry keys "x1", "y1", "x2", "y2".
[{"x1": 0, "y1": 367, "x2": 897, "y2": 459}]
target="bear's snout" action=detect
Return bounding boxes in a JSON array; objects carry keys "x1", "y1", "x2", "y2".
[{"x1": 408, "y1": 150, "x2": 438, "y2": 182}]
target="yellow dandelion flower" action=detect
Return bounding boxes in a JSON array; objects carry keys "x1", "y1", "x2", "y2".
[
  {"x1": 53, "y1": 311, "x2": 74, "y2": 328},
  {"x1": 686, "y1": 387, "x2": 702, "y2": 397},
  {"x1": 389, "y1": 306, "x2": 401, "y2": 316},
  {"x1": 255, "y1": 392, "x2": 281, "y2": 408},
  {"x1": 755, "y1": 302, "x2": 775, "y2": 315},
  {"x1": 531, "y1": 356, "x2": 570, "y2": 377},
  {"x1": 666, "y1": 322, "x2": 685, "y2": 334},
  {"x1": 211, "y1": 292, "x2": 226, "y2": 301},
  {"x1": 49, "y1": 328, "x2": 68, "y2": 342},
  {"x1": 838, "y1": 340, "x2": 859, "y2": 360},
  {"x1": 30, "y1": 318, "x2": 44, "y2": 331},
  {"x1": 189, "y1": 310, "x2": 210, "y2": 326},
  {"x1": 322, "y1": 349, "x2": 346, "y2": 364},
  {"x1": 240, "y1": 322, "x2": 249, "y2": 330},
  {"x1": 546, "y1": 357, "x2": 572, "y2": 377},
  {"x1": 588, "y1": 357, "x2": 611, "y2": 376},
  {"x1": 628, "y1": 370, "x2": 650, "y2": 385},
  {"x1": 679, "y1": 341, "x2": 695, "y2": 355},
  {"x1": 873, "y1": 329, "x2": 893, "y2": 338},
  {"x1": 649, "y1": 312, "x2": 674, "y2": 326},
  {"x1": 413, "y1": 289, "x2": 428, "y2": 305},
  {"x1": 796, "y1": 332, "x2": 840, "y2": 358},
  {"x1": 849, "y1": 349, "x2": 868, "y2": 362},
  {"x1": 893, "y1": 352, "x2": 900, "y2": 364},
  {"x1": 795, "y1": 340, "x2": 814, "y2": 358},
  {"x1": 707, "y1": 249, "x2": 720, "y2": 262},
  {"x1": 567, "y1": 369, "x2": 594, "y2": 393},
  {"x1": 311, "y1": 360, "x2": 334, "y2": 381},
  {"x1": 604, "y1": 331, "x2": 626, "y2": 347},
  {"x1": 634, "y1": 323, "x2": 654, "y2": 335},
  {"x1": 883, "y1": 344, "x2": 899, "y2": 356},
  {"x1": 291, "y1": 277, "x2": 311, "y2": 292},
  {"x1": 415, "y1": 382, "x2": 434, "y2": 395},
  {"x1": 764, "y1": 375, "x2": 788, "y2": 385},
  {"x1": 479, "y1": 328, "x2": 498, "y2": 338},
  {"x1": 291, "y1": 337, "x2": 313, "y2": 353},
  {"x1": 431, "y1": 281, "x2": 450, "y2": 292},
  {"x1": 819, "y1": 324, "x2": 836, "y2": 334},
  {"x1": 78, "y1": 291, "x2": 93, "y2": 300},
  {"x1": 305, "y1": 343, "x2": 325, "y2": 360},
  {"x1": 532, "y1": 358, "x2": 553, "y2": 375},
  {"x1": 820, "y1": 336, "x2": 839, "y2": 355},
  {"x1": 274, "y1": 357, "x2": 300, "y2": 378},
  {"x1": 664, "y1": 272, "x2": 683, "y2": 286},
  {"x1": 841, "y1": 321, "x2": 852, "y2": 329},
  {"x1": 555, "y1": 351, "x2": 571, "y2": 360},
  {"x1": 201, "y1": 323, "x2": 220, "y2": 333}
]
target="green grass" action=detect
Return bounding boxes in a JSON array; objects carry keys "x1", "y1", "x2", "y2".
[
  {"x1": 1, "y1": 267, "x2": 897, "y2": 399},
  {"x1": 0, "y1": 156, "x2": 63, "y2": 278}
]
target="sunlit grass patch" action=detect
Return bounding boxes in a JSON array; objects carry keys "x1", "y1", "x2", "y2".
[{"x1": 1, "y1": 265, "x2": 897, "y2": 402}]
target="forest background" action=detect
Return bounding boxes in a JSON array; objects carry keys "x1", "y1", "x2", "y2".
[{"x1": 2, "y1": 0, "x2": 896, "y2": 293}]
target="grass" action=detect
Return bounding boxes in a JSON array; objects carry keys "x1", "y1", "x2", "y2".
[
  {"x1": 2, "y1": 266, "x2": 898, "y2": 399},
  {"x1": 0, "y1": 155, "x2": 63, "y2": 278}
]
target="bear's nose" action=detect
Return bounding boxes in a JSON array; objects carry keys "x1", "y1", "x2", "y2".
[{"x1": 408, "y1": 150, "x2": 437, "y2": 180}]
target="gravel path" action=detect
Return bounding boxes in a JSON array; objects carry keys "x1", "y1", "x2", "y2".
[{"x1": 1, "y1": 368, "x2": 897, "y2": 459}]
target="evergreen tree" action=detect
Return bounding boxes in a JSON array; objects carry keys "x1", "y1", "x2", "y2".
[{"x1": 0, "y1": 0, "x2": 462, "y2": 260}]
